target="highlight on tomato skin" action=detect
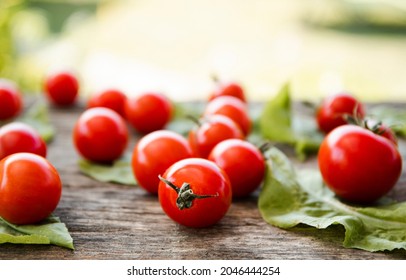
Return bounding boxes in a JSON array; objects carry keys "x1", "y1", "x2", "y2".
[
  {"x1": 0, "y1": 79, "x2": 23, "y2": 121},
  {"x1": 0, "y1": 122, "x2": 47, "y2": 160},
  {"x1": 131, "y1": 130, "x2": 193, "y2": 194},
  {"x1": 0, "y1": 153, "x2": 62, "y2": 225},
  {"x1": 44, "y1": 70, "x2": 79, "y2": 106},
  {"x1": 316, "y1": 92, "x2": 365, "y2": 134},
  {"x1": 318, "y1": 125, "x2": 402, "y2": 204},
  {"x1": 73, "y1": 107, "x2": 129, "y2": 163},
  {"x1": 158, "y1": 158, "x2": 232, "y2": 228}
]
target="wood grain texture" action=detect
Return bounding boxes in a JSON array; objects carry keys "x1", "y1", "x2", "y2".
[{"x1": 0, "y1": 102, "x2": 405, "y2": 260}]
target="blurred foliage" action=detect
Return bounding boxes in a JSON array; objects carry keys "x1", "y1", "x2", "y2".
[
  {"x1": 0, "y1": 0, "x2": 24, "y2": 81},
  {"x1": 303, "y1": 0, "x2": 406, "y2": 34}
]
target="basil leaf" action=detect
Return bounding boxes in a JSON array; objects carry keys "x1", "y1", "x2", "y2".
[
  {"x1": 0, "y1": 216, "x2": 74, "y2": 249},
  {"x1": 78, "y1": 155, "x2": 137, "y2": 185},
  {"x1": 259, "y1": 83, "x2": 323, "y2": 160},
  {"x1": 259, "y1": 147, "x2": 406, "y2": 252}
]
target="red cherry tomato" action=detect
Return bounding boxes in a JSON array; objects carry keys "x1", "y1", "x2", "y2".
[
  {"x1": 44, "y1": 71, "x2": 79, "y2": 106},
  {"x1": 316, "y1": 92, "x2": 365, "y2": 134},
  {"x1": 0, "y1": 79, "x2": 23, "y2": 120},
  {"x1": 132, "y1": 130, "x2": 193, "y2": 194},
  {"x1": 125, "y1": 92, "x2": 173, "y2": 134},
  {"x1": 87, "y1": 89, "x2": 127, "y2": 118},
  {"x1": 158, "y1": 158, "x2": 232, "y2": 227},
  {"x1": 204, "y1": 96, "x2": 251, "y2": 135},
  {"x1": 188, "y1": 114, "x2": 244, "y2": 158},
  {"x1": 318, "y1": 125, "x2": 402, "y2": 204},
  {"x1": 208, "y1": 139, "x2": 265, "y2": 198},
  {"x1": 209, "y1": 80, "x2": 246, "y2": 103},
  {"x1": 0, "y1": 122, "x2": 47, "y2": 160},
  {"x1": 73, "y1": 107, "x2": 128, "y2": 163},
  {"x1": 0, "y1": 153, "x2": 62, "y2": 225}
]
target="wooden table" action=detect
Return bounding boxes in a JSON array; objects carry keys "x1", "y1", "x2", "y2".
[{"x1": 1, "y1": 102, "x2": 405, "y2": 260}]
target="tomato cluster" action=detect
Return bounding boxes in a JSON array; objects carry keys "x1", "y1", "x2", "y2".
[{"x1": 316, "y1": 93, "x2": 402, "y2": 204}]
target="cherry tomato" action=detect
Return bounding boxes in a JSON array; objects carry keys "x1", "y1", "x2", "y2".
[
  {"x1": 318, "y1": 125, "x2": 402, "y2": 204},
  {"x1": 316, "y1": 92, "x2": 365, "y2": 134},
  {"x1": 208, "y1": 139, "x2": 265, "y2": 198},
  {"x1": 204, "y1": 96, "x2": 251, "y2": 135},
  {"x1": 0, "y1": 153, "x2": 62, "y2": 225},
  {"x1": 87, "y1": 89, "x2": 127, "y2": 118},
  {"x1": 0, "y1": 122, "x2": 47, "y2": 160},
  {"x1": 132, "y1": 130, "x2": 193, "y2": 194},
  {"x1": 0, "y1": 79, "x2": 23, "y2": 121},
  {"x1": 44, "y1": 71, "x2": 79, "y2": 106},
  {"x1": 73, "y1": 107, "x2": 128, "y2": 163},
  {"x1": 125, "y1": 92, "x2": 173, "y2": 134},
  {"x1": 158, "y1": 158, "x2": 232, "y2": 227},
  {"x1": 209, "y1": 79, "x2": 246, "y2": 102},
  {"x1": 188, "y1": 114, "x2": 244, "y2": 158}
]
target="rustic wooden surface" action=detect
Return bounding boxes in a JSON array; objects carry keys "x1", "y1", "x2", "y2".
[{"x1": 1, "y1": 101, "x2": 406, "y2": 260}]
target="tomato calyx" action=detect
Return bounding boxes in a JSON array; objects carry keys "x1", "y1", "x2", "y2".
[{"x1": 158, "y1": 175, "x2": 219, "y2": 210}]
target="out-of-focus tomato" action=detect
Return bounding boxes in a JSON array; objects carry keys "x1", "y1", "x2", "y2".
[
  {"x1": 73, "y1": 107, "x2": 128, "y2": 163},
  {"x1": 0, "y1": 79, "x2": 22, "y2": 120},
  {"x1": 0, "y1": 153, "x2": 62, "y2": 225},
  {"x1": 44, "y1": 71, "x2": 79, "y2": 106},
  {"x1": 87, "y1": 89, "x2": 127, "y2": 118}
]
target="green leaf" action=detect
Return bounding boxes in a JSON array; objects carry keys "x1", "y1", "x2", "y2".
[
  {"x1": 369, "y1": 106, "x2": 406, "y2": 136},
  {"x1": 259, "y1": 83, "x2": 323, "y2": 160},
  {"x1": 259, "y1": 147, "x2": 406, "y2": 252},
  {"x1": 78, "y1": 155, "x2": 137, "y2": 185},
  {"x1": 17, "y1": 99, "x2": 55, "y2": 143},
  {"x1": 0, "y1": 216, "x2": 74, "y2": 249}
]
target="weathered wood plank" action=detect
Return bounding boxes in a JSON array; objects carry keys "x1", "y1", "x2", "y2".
[{"x1": 0, "y1": 102, "x2": 405, "y2": 260}]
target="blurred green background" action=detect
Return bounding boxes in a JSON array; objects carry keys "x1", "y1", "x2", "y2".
[{"x1": 1, "y1": 0, "x2": 406, "y2": 101}]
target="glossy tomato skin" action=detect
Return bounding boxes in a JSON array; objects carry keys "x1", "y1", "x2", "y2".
[
  {"x1": 188, "y1": 114, "x2": 244, "y2": 158},
  {"x1": 0, "y1": 79, "x2": 22, "y2": 120},
  {"x1": 209, "y1": 81, "x2": 246, "y2": 103},
  {"x1": 87, "y1": 89, "x2": 127, "y2": 118},
  {"x1": 204, "y1": 96, "x2": 251, "y2": 135},
  {"x1": 318, "y1": 125, "x2": 402, "y2": 204},
  {"x1": 132, "y1": 130, "x2": 193, "y2": 194},
  {"x1": 0, "y1": 122, "x2": 47, "y2": 160},
  {"x1": 44, "y1": 71, "x2": 79, "y2": 106},
  {"x1": 208, "y1": 139, "x2": 265, "y2": 198},
  {"x1": 0, "y1": 153, "x2": 62, "y2": 225},
  {"x1": 316, "y1": 93, "x2": 365, "y2": 134},
  {"x1": 158, "y1": 158, "x2": 232, "y2": 227},
  {"x1": 73, "y1": 107, "x2": 128, "y2": 163},
  {"x1": 125, "y1": 92, "x2": 173, "y2": 134}
]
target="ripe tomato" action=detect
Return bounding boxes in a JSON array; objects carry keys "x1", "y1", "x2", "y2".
[
  {"x1": 44, "y1": 71, "x2": 79, "y2": 106},
  {"x1": 158, "y1": 158, "x2": 232, "y2": 227},
  {"x1": 73, "y1": 107, "x2": 128, "y2": 163},
  {"x1": 208, "y1": 139, "x2": 265, "y2": 198},
  {"x1": 132, "y1": 130, "x2": 193, "y2": 194},
  {"x1": 188, "y1": 114, "x2": 244, "y2": 158},
  {"x1": 209, "y1": 80, "x2": 246, "y2": 102},
  {"x1": 0, "y1": 79, "x2": 23, "y2": 120},
  {"x1": 0, "y1": 122, "x2": 47, "y2": 160},
  {"x1": 0, "y1": 153, "x2": 62, "y2": 225},
  {"x1": 204, "y1": 96, "x2": 251, "y2": 135},
  {"x1": 318, "y1": 125, "x2": 402, "y2": 204},
  {"x1": 125, "y1": 92, "x2": 173, "y2": 134},
  {"x1": 87, "y1": 89, "x2": 127, "y2": 118},
  {"x1": 316, "y1": 92, "x2": 365, "y2": 134}
]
